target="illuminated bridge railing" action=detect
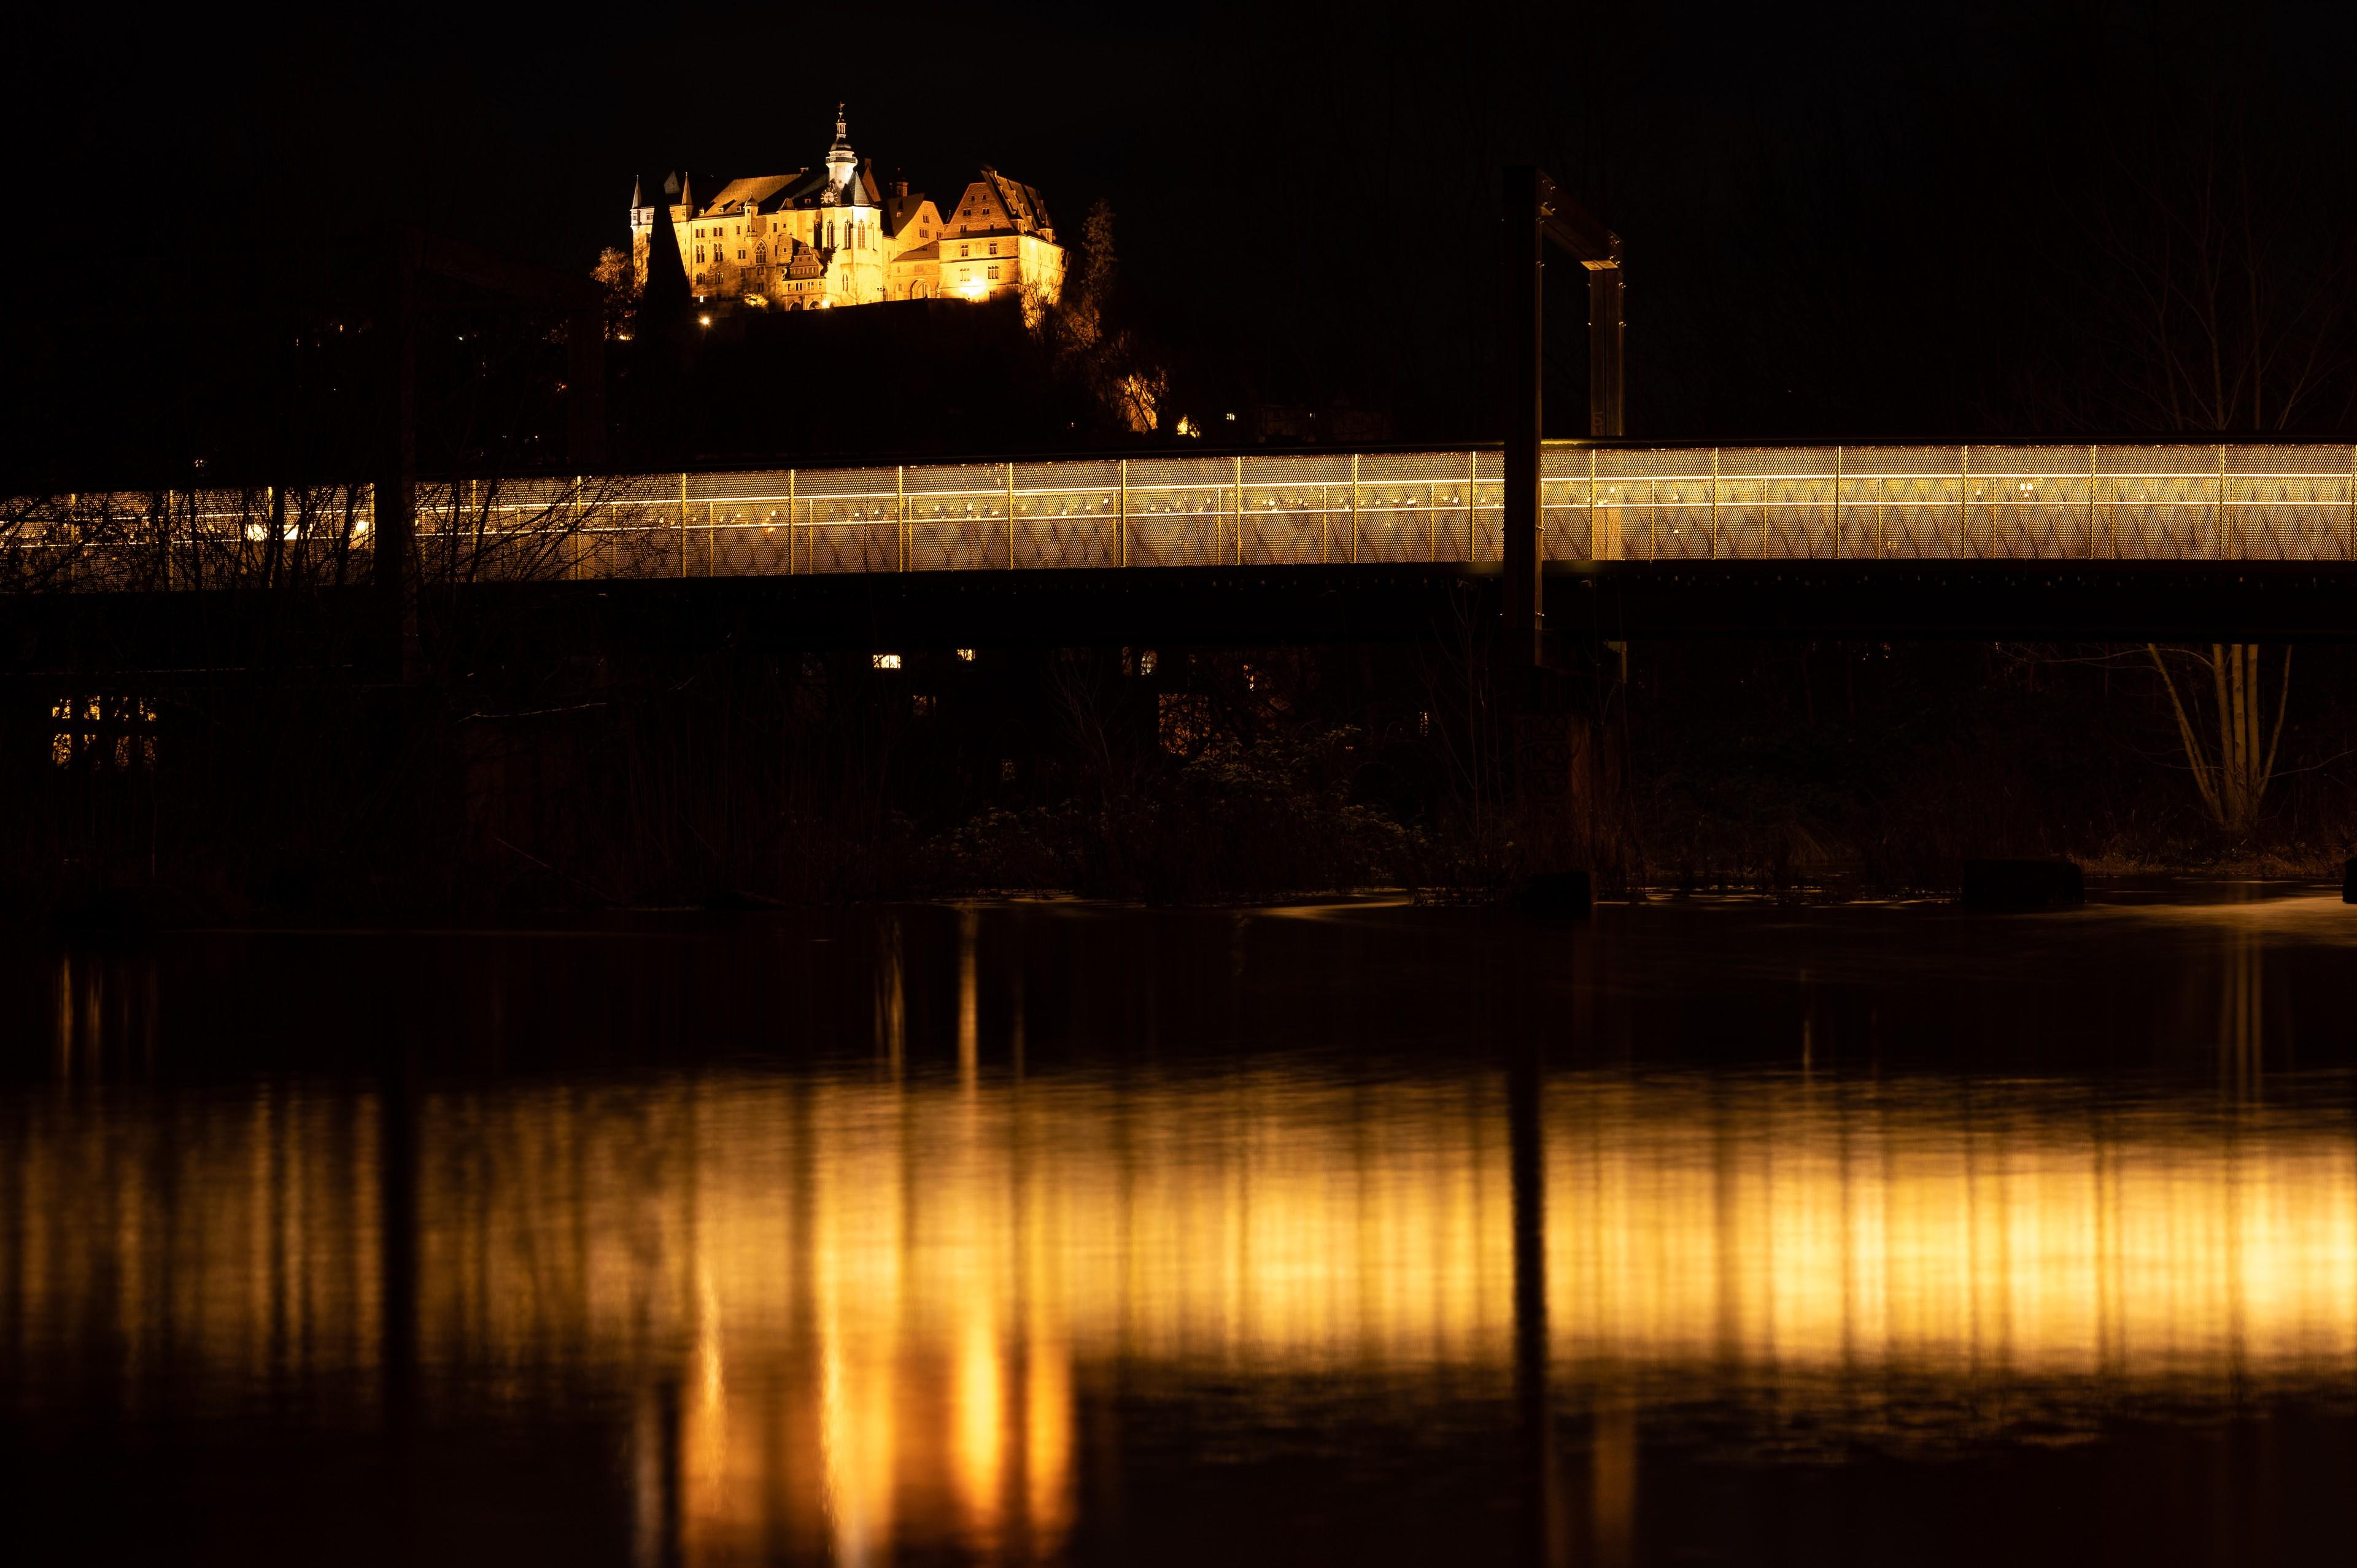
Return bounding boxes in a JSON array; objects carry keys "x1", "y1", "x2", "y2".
[{"x1": 20, "y1": 443, "x2": 2357, "y2": 590}]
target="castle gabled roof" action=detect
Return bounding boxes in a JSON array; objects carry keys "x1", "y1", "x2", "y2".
[
  {"x1": 982, "y1": 168, "x2": 1054, "y2": 238},
  {"x1": 704, "y1": 173, "x2": 803, "y2": 215},
  {"x1": 942, "y1": 168, "x2": 1056, "y2": 242},
  {"x1": 883, "y1": 189, "x2": 932, "y2": 239}
]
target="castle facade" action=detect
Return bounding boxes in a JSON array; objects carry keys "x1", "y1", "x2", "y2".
[{"x1": 630, "y1": 109, "x2": 1064, "y2": 312}]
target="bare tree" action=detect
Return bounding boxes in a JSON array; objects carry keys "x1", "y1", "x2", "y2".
[
  {"x1": 2053, "y1": 123, "x2": 2357, "y2": 434},
  {"x1": 2034, "y1": 102, "x2": 2357, "y2": 836},
  {"x1": 2146, "y1": 643, "x2": 2289, "y2": 836}
]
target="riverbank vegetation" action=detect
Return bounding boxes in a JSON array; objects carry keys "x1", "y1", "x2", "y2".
[{"x1": 14, "y1": 628, "x2": 2357, "y2": 929}]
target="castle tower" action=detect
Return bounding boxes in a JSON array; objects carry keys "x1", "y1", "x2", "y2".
[
  {"x1": 629, "y1": 175, "x2": 659, "y2": 287},
  {"x1": 824, "y1": 106, "x2": 858, "y2": 202}
]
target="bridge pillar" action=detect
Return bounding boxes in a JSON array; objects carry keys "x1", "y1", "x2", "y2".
[
  {"x1": 1504, "y1": 167, "x2": 1546, "y2": 670},
  {"x1": 374, "y1": 232, "x2": 421, "y2": 686},
  {"x1": 1503, "y1": 165, "x2": 1624, "y2": 671}
]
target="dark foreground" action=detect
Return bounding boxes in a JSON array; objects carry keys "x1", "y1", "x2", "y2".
[{"x1": 4, "y1": 886, "x2": 2354, "y2": 1566}]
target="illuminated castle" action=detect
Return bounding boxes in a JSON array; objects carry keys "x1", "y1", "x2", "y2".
[{"x1": 630, "y1": 107, "x2": 1064, "y2": 311}]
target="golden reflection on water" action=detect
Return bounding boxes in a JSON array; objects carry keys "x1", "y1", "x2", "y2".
[{"x1": 5, "y1": 1067, "x2": 2355, "y2": 1562}]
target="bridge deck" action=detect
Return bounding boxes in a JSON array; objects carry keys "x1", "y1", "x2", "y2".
[{"x1": 18, "y1": 442, "x2": 2357, "y2": 594}]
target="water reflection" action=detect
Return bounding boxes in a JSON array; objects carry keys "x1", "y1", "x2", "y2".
[
  {"x1": 7, "y1": 902, "x2": 2357, "y2": 1566},
  {"x1": 7, "y1": 1067, "x2": 2355, "y2": 1561}
]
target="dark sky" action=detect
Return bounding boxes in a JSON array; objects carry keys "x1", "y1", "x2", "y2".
[{"x1": 14, "y1": 1, "x2": 2357, "y2": 442}]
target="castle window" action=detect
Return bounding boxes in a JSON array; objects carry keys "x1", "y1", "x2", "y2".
[
  {"x1": 988, "y1": 265, "x2": 999, "y2": 280},
  {"x1": 959, "y1": 244, "x2": 969, "y2": 258},
  {"x1": 988, "y1": 242, "x2": 998, "y2": 255}
]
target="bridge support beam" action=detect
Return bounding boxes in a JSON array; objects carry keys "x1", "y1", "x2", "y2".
[
  {"x1": 374, "y1": 233, "x2": 421, "y2": 686},
  {"x1": 1502, "y1": 166, "x2": 1624, "y2": 670},
  {"x1": 1504, "y1": 168, "x2": 1546, "y2": 671},
  {"x1": 370, "y1": 226, "x2": 610, "y2": 686}
]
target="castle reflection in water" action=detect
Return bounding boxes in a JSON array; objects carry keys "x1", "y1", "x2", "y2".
[{"x1": 8, "y1": 1035, "x2": 2354, "y2": 1563}]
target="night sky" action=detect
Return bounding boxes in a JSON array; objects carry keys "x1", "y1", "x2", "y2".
[{"x1": 13, "y1": 1, "x2": 2357, "y2": 446}]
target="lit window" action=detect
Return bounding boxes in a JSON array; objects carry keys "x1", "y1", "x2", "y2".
[
  {"x1": 50, "y1": 695, "x2": 159, "y2": 770},
  {"x1": 872, "y1": 652, "x2": 902, "y2": 670},
  {"x1": 955, "y1": 648, "x2": 976, "y2": 662}
]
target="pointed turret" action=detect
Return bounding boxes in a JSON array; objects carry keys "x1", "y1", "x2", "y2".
[
  {"x1": 824, "y1": 106, "x2": 858, "y2": 203},
  {"x1": 638, "y1": 175, "x2": 693, "y2": 336},
  {"x1": 630, "y1": 174, "x2": 643, "y2": 210}
]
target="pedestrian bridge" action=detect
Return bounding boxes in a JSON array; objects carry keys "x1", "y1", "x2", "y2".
[
  {"x1": 18, "y1": 442, "x2": 2357, "y2": 590},
  {"x1": 17, "y1": 443, "x2": 2357, "y2": 658}
]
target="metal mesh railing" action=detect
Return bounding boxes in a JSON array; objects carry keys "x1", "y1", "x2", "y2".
[{"x1": 14, "y1": 444, "x2": 2357, "y2": 590}]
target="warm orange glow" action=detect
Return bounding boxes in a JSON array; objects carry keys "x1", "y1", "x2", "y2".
[
  {"x1": 36, "y1": 445, "x2": 2357, "y2": 591},
  {"x1": 7, "y1": 1060, "x2": 2353, "y2": 1560}
]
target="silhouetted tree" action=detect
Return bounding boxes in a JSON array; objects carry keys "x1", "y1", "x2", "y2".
[
  {"x1": 2037, "y1": 107, "x2": 2357, "y2": 433},
  {"x1": 1033, "y1": 202, "x2": 1167, "y2": 435},
  {"x1": 2027, "y1": 101, "x2": 2356, "y2": 837},
  {"x1": 592, "y1": 245, "x2": 641, "y2": 338},
  {"x1": 2147, "y1": 643, "x2": 2290, "y2": 836}
]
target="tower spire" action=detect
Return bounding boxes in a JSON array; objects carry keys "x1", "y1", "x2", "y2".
[{"x1": 824, "y1": 106, "x2": 859, "y2": 203}]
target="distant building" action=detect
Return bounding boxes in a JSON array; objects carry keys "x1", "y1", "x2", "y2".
[{"x1": 630, "y1": 108, "x2": 1064, "y2": 312}]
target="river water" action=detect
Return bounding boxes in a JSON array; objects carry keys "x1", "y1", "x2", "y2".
[{"x1": 3, "y1": 889, "x2": 2353, "y2": 1565}]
